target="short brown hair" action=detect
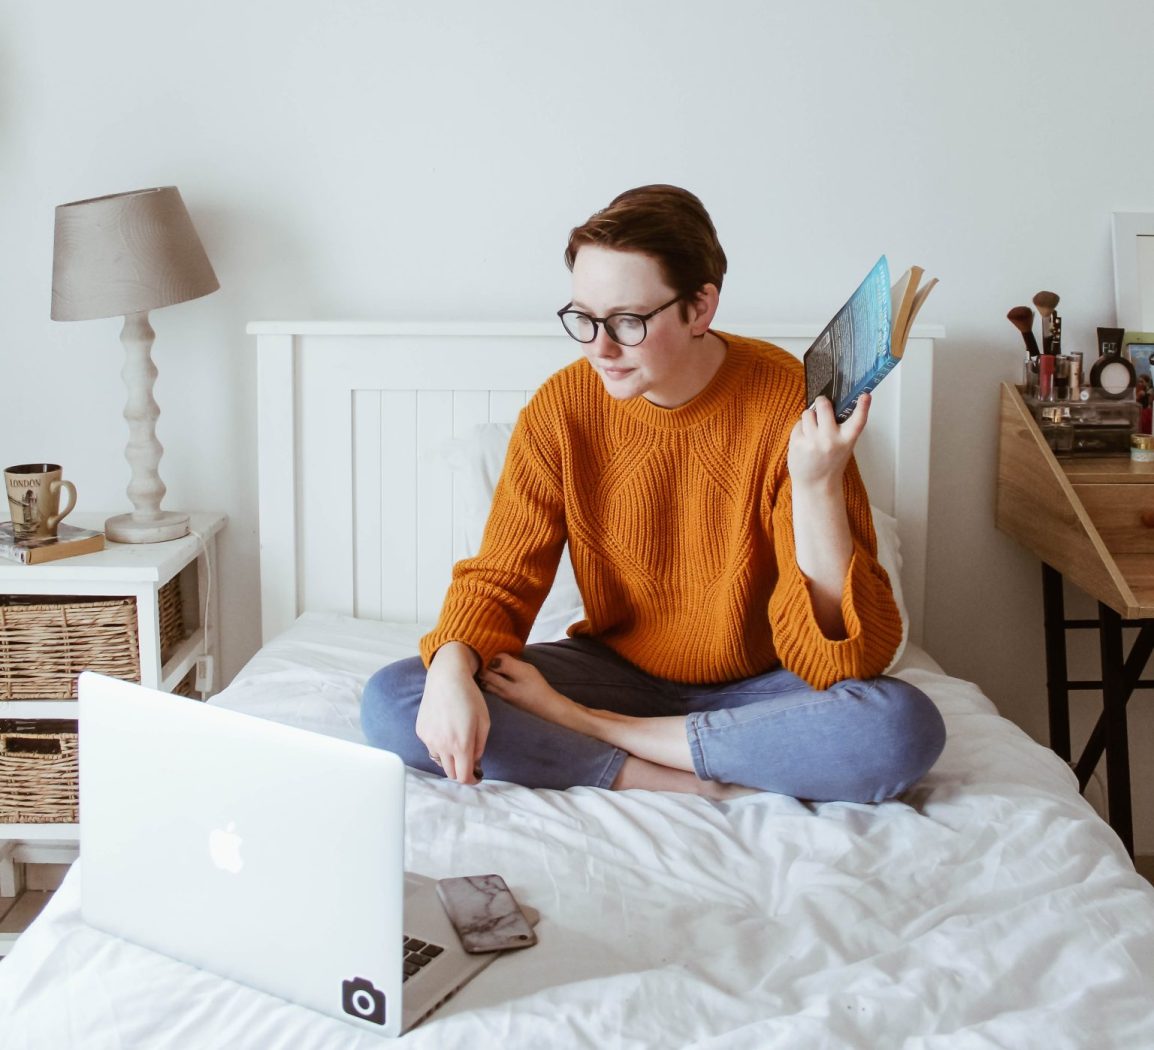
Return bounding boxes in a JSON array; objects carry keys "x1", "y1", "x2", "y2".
[{"x1": 564, "y1": 185, "x2": 727, "y2": 315}]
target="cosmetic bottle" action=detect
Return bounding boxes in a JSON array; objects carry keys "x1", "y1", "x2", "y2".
[
  {"x1": 1069, "y1": 353, "x2": 1088, "y2": 401},
  {"x1": 1038, "y1": 354, "x2": 1055, "y2": 400},
  {"x1": 1131, "y1": 434, "x2": 1154, "y2": 463},
  {"x1": 1054, "y1": 356, "x2": 1071, "y2": 400},
  {"x1": 1090, "y1": 326, "x2": 1135, "y2": 400}
]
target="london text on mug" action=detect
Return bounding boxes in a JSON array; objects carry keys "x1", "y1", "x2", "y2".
[{"x1": 4, "y1": 463, "x2": 78, "y2": 540}]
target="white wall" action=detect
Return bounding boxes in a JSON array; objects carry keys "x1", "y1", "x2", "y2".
[{"x1": 4, "y1": 1, "x2": 1154, "y2": 845}]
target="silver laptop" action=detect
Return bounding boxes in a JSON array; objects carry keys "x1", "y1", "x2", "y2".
[{"x1": 78, "y1": 671, "x2": 533, "y2": 1037}]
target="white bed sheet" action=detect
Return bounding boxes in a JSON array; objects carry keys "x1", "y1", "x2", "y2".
[{"x1": 3, "y1": 613, "x2": 1154, "y2": 1049}]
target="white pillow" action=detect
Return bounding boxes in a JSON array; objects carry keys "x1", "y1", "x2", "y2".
[
  {"x1": 437, "y1": 422, "x2": 909, "y2": 664},
  {"x1": 869, "y1": 504, "x2": 909, "y2": 670},
  {"x1": 439, "y1": 423, "x2": 583, "y2": 644}
]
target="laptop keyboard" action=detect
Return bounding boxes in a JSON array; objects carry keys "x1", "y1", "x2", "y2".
[{"x1": 402, "y1": 936, "x2": 445, "y2": 981}]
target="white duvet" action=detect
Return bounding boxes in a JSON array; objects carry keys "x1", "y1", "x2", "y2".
[{"x1": 2, "y1": 613, "x2": 1153, "y2": 1049}]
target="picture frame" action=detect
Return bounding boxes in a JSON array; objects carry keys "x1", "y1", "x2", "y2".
[
  {"x1": 1111, "y1": 213, "x2": 1154, "y2": 330},
  {"x1": 1125, "y1": 331, "x2": 1154, "y2": 385}
]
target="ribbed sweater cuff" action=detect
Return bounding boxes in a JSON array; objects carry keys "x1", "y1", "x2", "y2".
[
  {"x1": 419, "y1": 618, "x2": 523, "y2": 670},
  {"x1": 776, "y1": 548, "x2": 902, "y2": 690}
]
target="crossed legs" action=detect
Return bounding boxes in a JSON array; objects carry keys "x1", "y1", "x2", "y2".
[
  {"x1": 477, "y1": 654, "x2": 746, "y2": 796},
  {"x1": 361, "y1": 637, "x2": 946, "y2": 802}
]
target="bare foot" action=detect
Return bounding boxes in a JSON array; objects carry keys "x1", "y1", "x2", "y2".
[
  {"x1": 700, "y1": 780, "x2": 761, "y2": 801},
  {"x1": 611, "y1": 755, "x2": 761, "y2": 800},
  {"x1": 479, "y1": 653, "x2": 589, "y2": 732}
]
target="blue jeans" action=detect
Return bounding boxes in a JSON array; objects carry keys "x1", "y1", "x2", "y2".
[{"x1": 360, "y1": 637, "x2": 946, "y2": 803}]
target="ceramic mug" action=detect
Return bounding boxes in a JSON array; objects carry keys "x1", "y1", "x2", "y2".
[{"x1": 4, "y1": 463, "x2": 77, "y2": 540}]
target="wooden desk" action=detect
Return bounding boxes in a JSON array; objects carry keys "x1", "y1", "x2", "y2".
[{"x1": 997, "y1": 382, "x2": 1154, "y2": 855}]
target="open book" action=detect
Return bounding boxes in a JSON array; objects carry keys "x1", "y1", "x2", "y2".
[{"x1": 803, "y1": 256, "x2": 937, "y2": 421}]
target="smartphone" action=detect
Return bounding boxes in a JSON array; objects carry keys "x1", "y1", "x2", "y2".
[{"x1": 435, "y1": 874, "x2": 538, "y2": 954}]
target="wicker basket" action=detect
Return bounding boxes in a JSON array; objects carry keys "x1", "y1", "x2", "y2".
[
  {"x1": 158, "y1": 573, "x2": 186, "y2": 666},
  {"x1": 0, "y1": 575, "x2": 188, "y2": 700},
  {"x1": 0, "y1": 719, "x2": 79, "y2": 823},
  {"x1": 173, "y1": 666, "x2": 199, "y2": 698}
]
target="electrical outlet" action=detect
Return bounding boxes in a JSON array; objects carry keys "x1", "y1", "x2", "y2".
[{"x1": 194, "y1": 655, "x2": 215, "y2": 694}]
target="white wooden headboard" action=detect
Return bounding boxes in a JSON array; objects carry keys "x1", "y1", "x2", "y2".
[{"x1": 248, "y1": 322, "x2": 941, "y2": 648}]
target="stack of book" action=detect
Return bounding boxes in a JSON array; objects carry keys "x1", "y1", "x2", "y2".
[{"x1": 0, "y1": 521, "x2": 105, "y2": 565}]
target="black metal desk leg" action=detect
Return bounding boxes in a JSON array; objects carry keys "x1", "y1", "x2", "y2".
[
  {"x1": 1097, "y1": 602, "x2": 1134, "y2": 857},
  {"x1": 1042, "y1": 564, "x2": 1072, "y2": 762}
]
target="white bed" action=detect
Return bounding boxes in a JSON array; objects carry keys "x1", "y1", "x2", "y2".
[{"x1": 3, "y1": 323, "x2": 1154, "y2": 1049}]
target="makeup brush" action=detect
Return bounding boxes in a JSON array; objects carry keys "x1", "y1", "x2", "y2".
[
  {"x1": 1033, "y1": 291, "x2": 1060, "y2": 353},
  {"x1": 1007, "y1": 306, "x2": 1040, "y2": 357}
]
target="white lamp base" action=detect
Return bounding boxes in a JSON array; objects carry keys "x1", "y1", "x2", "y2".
[
  {"x1": 107, "y1": 312, "x2": 189, "y2": 545},
  {"x1": 105, "y1": 510, "x2": 190, "y2": 544}
]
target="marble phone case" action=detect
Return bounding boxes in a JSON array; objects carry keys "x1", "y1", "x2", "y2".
[{"x1": 435, "y1": 874, "x2": 538, "y2": 954}]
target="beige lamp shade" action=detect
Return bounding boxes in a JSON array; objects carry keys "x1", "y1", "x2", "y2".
[{"x1": 51, "y1": 186, "x2": 219, "y2": 321}]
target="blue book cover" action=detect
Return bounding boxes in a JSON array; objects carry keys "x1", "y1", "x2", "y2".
[{"x1": 803, "y1": 255, "x2": 934, "y2": 422}]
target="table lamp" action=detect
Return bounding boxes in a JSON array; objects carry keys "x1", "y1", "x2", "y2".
[{"x1": 51, "y1": 186, "x2": 219, "y2": 543}]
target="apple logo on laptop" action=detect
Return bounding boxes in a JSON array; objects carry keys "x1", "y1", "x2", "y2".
[{"x1": 208, "y1": 822, "x2": 244, "y2": 874}]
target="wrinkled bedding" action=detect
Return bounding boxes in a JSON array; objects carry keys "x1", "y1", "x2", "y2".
[{"x1": 2, "y1": 613, "x2": 1153, "y2": 1049}]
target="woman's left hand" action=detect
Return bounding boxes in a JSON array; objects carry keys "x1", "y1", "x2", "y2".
[{"x1": 787, "y1": 393, "x2": 870, "y2": 491}]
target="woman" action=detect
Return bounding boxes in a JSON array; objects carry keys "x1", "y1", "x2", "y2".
[{"x1": 361, "y1": 185, "x2": 945, "y2": 802}]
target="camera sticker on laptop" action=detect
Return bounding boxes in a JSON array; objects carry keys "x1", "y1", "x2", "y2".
[{"x1": 342, "y1": 976, "x2": 386, "y2": 1025}]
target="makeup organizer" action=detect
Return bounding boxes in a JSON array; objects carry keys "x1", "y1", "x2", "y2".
[
  {"x1": 1022, "y1": 396, "x2": 1138, "y2": 457},
  {"x1": 1009, "y1": 293, "x2": 1142, "y2": 457}
]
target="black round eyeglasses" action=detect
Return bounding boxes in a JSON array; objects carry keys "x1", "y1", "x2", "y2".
[{"x1": 557, "y1": 295, "x2": 681, "y2": 347}]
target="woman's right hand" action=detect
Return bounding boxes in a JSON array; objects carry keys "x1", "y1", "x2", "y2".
[{"x1": 415, "y1": 642, "x2": 490, "y2": 785}]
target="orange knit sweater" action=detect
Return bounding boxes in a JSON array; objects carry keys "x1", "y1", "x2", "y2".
[{"x1": 419, "y1": 332, "x2": 903, "y2": 690}]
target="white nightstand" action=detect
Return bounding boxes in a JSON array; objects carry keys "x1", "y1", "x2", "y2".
[{"x1": 0, "y1": 511, "x2": 226, "y2": 952}]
